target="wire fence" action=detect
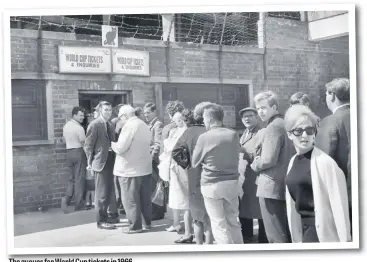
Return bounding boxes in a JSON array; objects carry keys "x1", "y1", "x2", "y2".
[{"x1": 10, "y1": 12, "x2": 301, "y2": 47}]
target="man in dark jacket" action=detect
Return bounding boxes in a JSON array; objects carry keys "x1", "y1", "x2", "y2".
[
  {"x1": 251, "y1": 91, "x2": 293, "y2": 243},
  {"x1": 315, "y1": 78, "x2": 352, "y2": 234},
  {"x1": 144, "y1": 102, "x2": 165, "y2": 221},
  {"x1": 238, "y1": 107, "x2": 268, "y2": 243},
  {"x1": 84, "y1": 101, "x2": 119, "y2": 230}
]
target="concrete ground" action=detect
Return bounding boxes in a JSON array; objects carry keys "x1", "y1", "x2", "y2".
[{"x1": 13, "y1": 207, "x2": 259, "y2": 248}]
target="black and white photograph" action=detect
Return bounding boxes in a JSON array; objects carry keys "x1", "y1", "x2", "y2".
[{"x1": 1, "y1": 1, "x2": 362, "y2": 259}]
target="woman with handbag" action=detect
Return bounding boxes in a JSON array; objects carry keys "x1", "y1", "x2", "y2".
[
  {"x1": 158, "y1": 111, "x2": 193, "y2": 243},
  {"x1": 172, "y1": 104, "x2": 214, "y2": 245}
]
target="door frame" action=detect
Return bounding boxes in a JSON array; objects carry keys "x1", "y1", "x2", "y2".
[{"x1": 78, "y1": 90, "x2": 132, "y2": 105}]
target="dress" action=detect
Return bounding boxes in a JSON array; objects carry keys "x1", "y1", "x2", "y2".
[
  {"x1": 171, "y1": 125, "x2": 209, "y2": 222},
  {"x1": 159, "y1": 127, "x2": 189, "y2": 210}
]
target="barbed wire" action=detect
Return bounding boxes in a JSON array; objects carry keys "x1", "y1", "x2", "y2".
[{"x1": 10, "y1": 12, "x2": 301, "y2": 47}]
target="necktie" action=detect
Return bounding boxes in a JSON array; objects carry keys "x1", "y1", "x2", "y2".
[
  {"x1": 244, "y1": 129, "x2": 250, "y2": 142},
  {"x1": 106, "y1": 122, "x2": 112, "y2": 143}
]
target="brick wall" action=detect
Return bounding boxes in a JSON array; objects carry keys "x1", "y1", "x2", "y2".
[
  {"x1": 12, "y1": 79, "x2": 155, "y2": 213},
  {"x1": 264, "y1": 17, "x2": 349, "y2": 117},
  {"x1": 11, "y1": 17, "x2": 350, "y2": 213}
]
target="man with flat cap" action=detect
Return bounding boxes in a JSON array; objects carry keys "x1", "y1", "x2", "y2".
[{"x1": 238, "y1": 107, "x2": 268, "y2": 244}]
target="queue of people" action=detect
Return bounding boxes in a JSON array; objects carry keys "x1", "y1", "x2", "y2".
[{"x1": 61, "y1": 77, "x2": 352, "y2": 243}]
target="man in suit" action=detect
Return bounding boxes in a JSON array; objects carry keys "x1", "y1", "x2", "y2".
[
  {"x1": 250, "y1": 91, "x2": 293, "y2": 243},
  {"x1": 143, "y1": 102, "x2": 165, "y2": 220},
  {"x1": 84, "y1": 101, "x2": 119, "y2": 230},
  {"x1": 238, "y1": 107, "x2": 267, "y2": 243},
  {"x1": 315, "y1": 78, "x2": 352, "y2": 233}
]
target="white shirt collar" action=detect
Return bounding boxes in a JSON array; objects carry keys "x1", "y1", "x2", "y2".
[
  {"x1": 333, "y1": 103, "x2": 350, "y2": 114},
  {"x1": 99, "y1": 116, "x2": 109, "y2": 123}
]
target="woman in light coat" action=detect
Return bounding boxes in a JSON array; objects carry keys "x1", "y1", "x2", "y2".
[
  {"x1": 284, "y1": 104, "x2": 351, "y2": 243},
  {"x1": 158, "y1": 111, "x2": 193, "y2": 242}
]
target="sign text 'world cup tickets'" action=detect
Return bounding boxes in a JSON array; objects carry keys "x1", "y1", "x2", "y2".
[{"x1": 58, "y1": 46, "x2": 111, "y2": 74}]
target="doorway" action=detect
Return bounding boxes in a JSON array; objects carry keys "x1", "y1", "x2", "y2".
[{"x1": 78, "y1": 90, "x2": 130, "y2": 129}]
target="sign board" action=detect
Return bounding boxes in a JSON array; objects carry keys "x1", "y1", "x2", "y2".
[
  {"x1": 222, "y1": 105, "x2": 236, "y2": 128},
  {"x1": 112, "y1": 49, "x2": 150, "y2": 76},
  {"x1": 102, "y1": 25, "x2": 118, "y2": 47},
  {"x1": 58, "y1": 46, "x2": 111, "y2": 74}
]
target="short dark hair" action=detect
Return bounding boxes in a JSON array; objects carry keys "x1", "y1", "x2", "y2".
[
  {"x1": 144, "y1": 102, "x2": 156, "y2": 112},
  {"x1": 166, "y1": 100, "x2": 185, "y2": 117},
  {"x1": 181, "y1": 108, "x2": 195, "y2": 126},
  {"x1": 114, "y1": 103, "x2": 124, "y2": 115},
  {"x1": 72, "y1": 106, "x2": 85, "y2": 116},
  {"x1": 289, "y1": 92, "x2": 310, "y2": 106},
  {"x1": 135, "y1": 107, "x2": 143, "y2": 117},
  {"x1": 326, "y1": 78, "x2": 350, "y2": 103},
  {"x1": 194, "y1": 102, "x2": 213, "y2": 125},
  {"x1": 203, "y1": 103, "x2": 224, "y2": 122}
]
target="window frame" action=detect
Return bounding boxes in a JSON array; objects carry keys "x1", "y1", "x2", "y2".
[{"x1": 12, "y1": 80, "x2": 54, "y2": 146}]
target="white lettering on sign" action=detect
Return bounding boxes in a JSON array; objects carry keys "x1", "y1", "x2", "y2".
[
  {"x1": 112, "y1": 49, "x2": 150, "y2": 76},
  {"x1": 58, "y1": 46, "x2": 111, "y2": 74}
]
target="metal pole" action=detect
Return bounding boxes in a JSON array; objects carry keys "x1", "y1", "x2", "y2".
[{"x1": 219, "y1": 13, "x2": 228, "y2": 46}]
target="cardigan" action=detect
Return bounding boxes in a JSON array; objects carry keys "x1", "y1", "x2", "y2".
[
  {"x1": 286, "y1": 147, "x2": 351, "y2": 242},
  {"x1": 192, "y1": 126, "x2": 240, "y2": 186}
]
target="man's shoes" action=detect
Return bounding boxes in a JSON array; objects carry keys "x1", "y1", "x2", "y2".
[
  {"x1": 143, "y1": 225, "x2": 152, "y2": 230},
  {"x1": 97, "y1": 222, "x2": 116, "y2": 230},
  {"x1": 75, "y1": 205, "x2": 91, "y2": 211},
  {"x1": 61, "y1": 197, "x2": 69, "y2": 214},
  {"x1": 174, "y1": 235, "x2": 194, "y2": 244},
  {"x1": 123, "y1": 228, "x2": 143, "y2": 234},
  {"x1": 106, "y1": 217, "x2": 120, "y2": 224}
]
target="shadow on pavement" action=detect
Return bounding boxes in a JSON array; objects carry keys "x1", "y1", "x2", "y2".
[
  {"x1": 14, "y1": 207, "x2": 173, "y2": 237},
  {"x1": 14, "y1": 208, "x2": 100, "y2": 236}
]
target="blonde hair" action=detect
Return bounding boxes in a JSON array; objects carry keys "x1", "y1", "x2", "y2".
[
  {"x1": 284, "y1": 104, "x2": 319, "y2": 131},
  {"x1": 254, "y1": 91, "x2": 279, "y2": 110}
]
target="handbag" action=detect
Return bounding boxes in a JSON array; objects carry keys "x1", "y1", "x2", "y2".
[{"x1": 151, "y1": 180, "x2": 165, "y2": 206}]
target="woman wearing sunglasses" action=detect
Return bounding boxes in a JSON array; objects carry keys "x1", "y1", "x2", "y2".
[{"x1": 284, "y1": 104, "x2": 351, "y2": 243}]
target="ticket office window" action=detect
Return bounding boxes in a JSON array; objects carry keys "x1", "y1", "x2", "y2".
[
  {"x1": 12, "y1": 80, "x2": 48, "y2": 142},
  {"x1": 162, "y1": 83, "x2": 250, "y2": 129}
]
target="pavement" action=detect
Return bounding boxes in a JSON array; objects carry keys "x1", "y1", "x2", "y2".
[{"x1": 13, "y1": 207, "x2": 259, "y2": 248}]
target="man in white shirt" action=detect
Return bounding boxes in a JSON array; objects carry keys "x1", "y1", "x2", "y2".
[
  {"x1": 112, "y1": 105, "x2": 153, "y2": 234},
  {"x1": 62, "y1": 106, "x2": 88, "y2": 213}
]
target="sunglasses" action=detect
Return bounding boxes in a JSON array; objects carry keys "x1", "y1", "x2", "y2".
[{"x1": 289, "y1": 126, "x2": 316, "y2": 137}]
